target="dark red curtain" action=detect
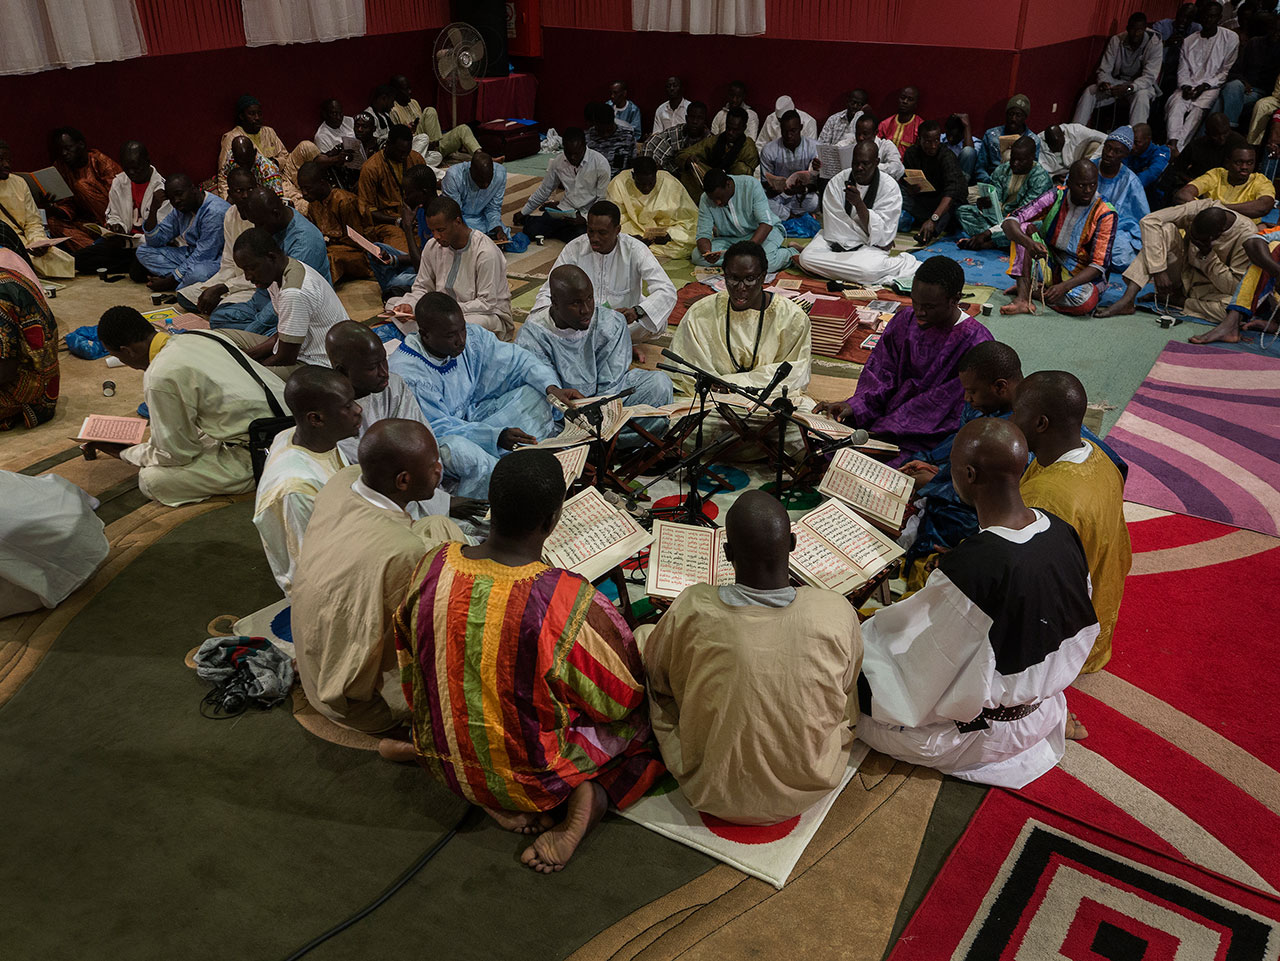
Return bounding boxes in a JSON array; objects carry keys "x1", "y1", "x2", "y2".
[
  {"x1": 542, "y1": 0, "x2": 630, "y2": 30},
  {"x1": 135, "y1": 0, "x2": 245, "y2": 56},
  {"x1": 365, "y1": 0, "x2": 450, "y2": 36}
]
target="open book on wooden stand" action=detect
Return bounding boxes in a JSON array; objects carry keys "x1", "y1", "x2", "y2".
[
  {"x1": 645, "y1": 520, "x2": 734, "y2": 600},
  {"x1": 543, "y1": 487, "x2": 653, "y2": 583},
  {"x1": 790, "y1": 500, "x2": 904, "y2": 595},
  {"x1": 818, "y1": 447, "x2": 914, "y2": 534}
]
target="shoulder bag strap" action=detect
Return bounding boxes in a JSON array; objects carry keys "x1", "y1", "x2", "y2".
[{"x1": 186, "y1": 331, "x2": 287, "y2": 419}]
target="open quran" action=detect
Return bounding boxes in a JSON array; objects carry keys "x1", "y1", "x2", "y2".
[
  {"x1": 542, "y1": 488, "x2": 654, "y2": 582},
  {"x1": 645, "y1": 520, "x2": 734, "y2": 599},
  {"x1": 818, "y1": 447, "x2": 915, "y2": 533},
  {"x1": 74, "y1": 414, "x2": 148, "y2": 446},
  {"x1": 553, "y1": 444, "x2": 589, "y2": 485},
  {"x1": 790, "y1": 500, "x2": 904, "y2": 595}
]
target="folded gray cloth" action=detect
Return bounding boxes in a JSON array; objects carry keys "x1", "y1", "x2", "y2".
[{"x1": 194, "y1": 635, "x2": 295, "y2": 702}]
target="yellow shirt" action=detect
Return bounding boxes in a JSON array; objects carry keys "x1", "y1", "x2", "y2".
[
  {"x1": 1189, "y1": 168, "x2": 1276, "y2": 221},
  {"x1": 1020, "y1": 440, "x2": 1132, "y2": 673}
]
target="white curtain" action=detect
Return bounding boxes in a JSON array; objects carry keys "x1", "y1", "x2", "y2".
[
  {"x1": 0, "y1": 0, "x2": 146, "y2": 76},
  {"x1": 241, "y1": 0, "x2": 365, "y2": 46},
  {"x1": 632, "y1": 0, "x2": 766, "y2": 36}
]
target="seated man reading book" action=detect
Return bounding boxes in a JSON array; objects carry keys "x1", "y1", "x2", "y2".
[
  {"x1": 388, "y1": 293, "x2": 580, "y2": 498},
  {"x1": 394, "y1": 449, "x2": 665, "y2": 873},
  {"x1": 292, "y1": 418, "x2": 462, "y2": 739},
  {"x1": 641, "y1": 490, "x2": 862, "y2": 825},
  {"x1": 857, "y1": 418, "x2": 1097, "y2": 788},
  {"x1": 88, "y1": 307, "x2": 286, "y2": 507},
  {"x1": 818, "y1": 255, "x2": 992, "y2": 454}
]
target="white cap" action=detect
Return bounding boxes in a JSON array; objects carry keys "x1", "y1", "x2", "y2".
[{"x1": 774, "y1": 95, "x2": 794, "y2": 118}]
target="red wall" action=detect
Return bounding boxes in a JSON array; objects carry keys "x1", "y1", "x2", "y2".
[
  {"x1": 520, "y1": 28, "x2": 1105, "y2": 137},
  {"x1": 0, "y1": 29, "x2": 442, "y2": 184}
]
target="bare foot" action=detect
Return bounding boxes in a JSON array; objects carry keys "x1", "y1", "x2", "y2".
[
  {"x1": 484, "y1": 806, "x2": 554, "y2": 835},
  {"x1": 1190, "y1": 319, "x2": 1242, "y2": 344},
  {"x1": 521, "y1": 781, "x2": 608, "y2": 873},
  {"x1": 1000, "y1": 299, "x2": 1037, "y2": 316},
  {"x1": 1094, "y1": 297, "x2": 1136, "y2": 318},
  {"x1": 1065, "y1": 711, "x2": 1089, "y2": 740},
  {"x1": 631, "y1": 346, "x2": 646, "y2": 365},
  {"x1": 1243, "y1": 317, "x2": 1279, "y2": 334},
  {"x1": 958, "y1": 236, "x2": 993, "y2": 251},
  {"x1": 377, "y1": 737, "x2": 418, "y2": 763}
]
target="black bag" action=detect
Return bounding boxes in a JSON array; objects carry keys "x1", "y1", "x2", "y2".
[{"x1": 187, "y1": 332, "x2": 291, "y2": 481}]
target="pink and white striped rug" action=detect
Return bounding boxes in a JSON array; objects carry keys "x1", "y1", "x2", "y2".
[{"x1": 1105, "y1": 342, "x2": 1280, "y2": 536}]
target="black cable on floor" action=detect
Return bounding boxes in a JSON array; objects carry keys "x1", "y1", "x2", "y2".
[{"x1": 280, "y1": 805, "x2": 478, "y2": 961}]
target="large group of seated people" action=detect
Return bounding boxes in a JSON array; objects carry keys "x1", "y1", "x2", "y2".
[{"x1": 20, "y1": 5, "x2": 1274, "y2": 868}]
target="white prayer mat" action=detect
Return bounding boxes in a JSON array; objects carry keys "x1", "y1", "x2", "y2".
[
  {"x1": 616, "y1": 742, "x2": 870, "y2": 889},
  {"x1": 232, "y1": 598, "x2": 294, "y2": 659}
]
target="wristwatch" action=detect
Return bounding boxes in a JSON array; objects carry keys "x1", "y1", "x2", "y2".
[{"x1": 930, "y1": 213, "x2": 941, "y2": 223}]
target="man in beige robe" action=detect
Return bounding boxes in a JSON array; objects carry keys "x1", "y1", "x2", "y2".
[
  {"x1": 386, "y1": 196, "x2": 512, "y2": 339},
  {"x1": 291, "y1": 419, "x2": 462, "y2": 737},
  {"x1": 641, "y1": 491, "x2": 862, "y2": 825},
  {"x1": 0, "y1": 140, "x2": 75, "y2": 278}
]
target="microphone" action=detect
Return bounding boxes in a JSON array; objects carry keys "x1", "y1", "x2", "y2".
[
  {"x1": 660, "y1": 347, "x2": 693, "y2": 369},
  {"x1": 755, "y1": 362, "x2": 792, "y2": 407},
  {"x1": 849, "y1": 428, "x2": 871, "y2": 446}
]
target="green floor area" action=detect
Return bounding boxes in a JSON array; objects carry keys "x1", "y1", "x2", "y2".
[{"x1": 0, "y1": 501, "x2": 714, "y2": 961}]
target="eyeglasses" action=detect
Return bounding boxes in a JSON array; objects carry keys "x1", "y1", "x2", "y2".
[{"x1": 725, "y1": 272, "x2": 763, "y2": 288}]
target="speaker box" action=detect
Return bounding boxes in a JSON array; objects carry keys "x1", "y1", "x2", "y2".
[{"x1": 452, "y1": 0, "x2": 508, "y2": 77}]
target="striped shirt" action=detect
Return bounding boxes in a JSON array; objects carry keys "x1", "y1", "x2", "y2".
[{"x1": 268, "y1": 258, "x2": 346, "y2": 366}]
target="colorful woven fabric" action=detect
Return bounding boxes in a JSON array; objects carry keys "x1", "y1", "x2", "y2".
[
  {"x1": 0, "y1": 267, "x2": 59, "y2": 430},
  {"x1": 394, "y1": 542, "x2": 665, "y2": 812},
  {"x1": 1008, "y1": 184, "x2": 1117, "y2": 277}
]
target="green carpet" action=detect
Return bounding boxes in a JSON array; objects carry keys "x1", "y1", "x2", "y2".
[{"x1": 0, "y1": 500, "x2": 714, "y2": 961}]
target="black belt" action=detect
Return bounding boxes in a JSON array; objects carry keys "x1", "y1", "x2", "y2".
[{"x1": 955, "y1": 702, "x2": 1041, "y2": 733}]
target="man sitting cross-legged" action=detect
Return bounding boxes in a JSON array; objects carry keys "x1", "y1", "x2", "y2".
[
  {"x1": 366, "y1": 165, "x2": 439, "y2": 299},
  {"x1": 88, "y1": 308, "x2": 286, "y2": 507},
  {"x1": 514, "y1": 127, "x2": 611, "y2": 244},
  {"x1": 1013, "y1": 371, "x2": 1131, "y2": 675},
  {"x1": 293, "y1": 418, "x2": 463, "y2": 740},
  {"x1": 388, "y1": 293, "x2": 580, "y2": 498},
  {"x1": 325, "y1": 321, "x2": 451, "y2": 518},
  {"x1": 668, "y1": 240, "x2": 811, "y2": 397},
  {"x1": 1095, "y1": 201, "x2": 1259, "y2": 330},
  {"x1": 677, "y1": 107, "x2": 761, "y2": 203},
  {"x1": 798, "y1": 141, "x2": 919, "y2": 286},
  {"x1": 818, "y1": 255, "x2": 993, "y2": 454},
  {"x1": 857, "y1": 418, "x2": 1098, "y2": 788},
  {"x1": 759, "y1": 110, "x2": 820, "y2": 222},
  {"x1": 357, "y1": 124, "x2": 426, "y2": 249},
  {"x1": 517, "y1": 265, "x2": 674, "y2": 416},
  {"x1": 386, "y1": 196, "x2": 513, "y2": 340},
  {"x1": 693, "y1": 169, "x2": 793, "y2": 272},
  {"x1": 1001, "y1": 160, "x2": 1117, "y2": 317},
  {"x1": 297, "y1": 160, "x2": 373, "y2": 285},
  {"x1": 175, "y1": 165, "x2": 256, "y2": 320},
  {"x1": 135, "y1": 173, "x2": 230, "y2": 293},
  {"x1": 530, "y1": 199, "x2": 677, "y2": 343},
  {"x1": 393, "y1": 449, "x2": 665, "y2": 872},
  {"x1": 606, "y1": 155, "x2": 699, "y2": 261},
  {"x1": 253, "y1": 366, "x2": 362, "y2": 599},
  {"x1": 956, "y1": 136, "x2": 1052, "y2": 251},
  {"x1": 230, "y1": 228, "x2": 346, "y2": 374},
  {"x1": 641, "y1": 490, "x2": 861, "y2": 825}
]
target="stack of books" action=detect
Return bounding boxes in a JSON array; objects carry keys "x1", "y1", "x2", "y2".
[{"x1": 807, "y1": 298, "x2": 859, "y2": 354}]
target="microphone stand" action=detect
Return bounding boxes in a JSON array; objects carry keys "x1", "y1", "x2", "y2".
[
  {"x1": 560, "y1": 388, "x2": 635, "y2": 493},
  {"x1": 646, "y1": 361, "x2": 733, "y2": 526}
]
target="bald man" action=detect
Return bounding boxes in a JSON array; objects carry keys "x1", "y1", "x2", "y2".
[
  {"x1": 385, "y1": 195, "x2": 512, "y2": 340},
  {"x1": 291, "y1": 418, "x2": 463, "y2": 736},
  {"x1": 253, "y1": 366, "x2": 363, "y2": 598},
  {"x1": 516, "y1": 265, "x2": 673, "y2": 417},
  {"x1": 208, "y1": 185, "x2": 330, "y2": 333},
  {"x1": 1013, "y1": 371, "x2": 1131, "y2": 674},
  {"x1": 641, "y1": 490, "x2": 862, "y2": 824},
  {"x1": 857, "y1": 418, "x2": 1098, "y2": 787},
  {"x1": 135, "y1": 173, "x2": 230, "y2": 291},
  {"x1": 325, "y1": 321, "x2": 453, "y2": 518}
]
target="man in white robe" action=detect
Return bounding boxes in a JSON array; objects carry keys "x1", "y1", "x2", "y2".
[
  {"x1": 87, "y1": 308, "x2": 286, "y2": 507},
  {"x1": 252, "y1": 367, "x2": 362, "y2": 598},
  {"x1": 0, "y1": 471, "x2": 108, "y2": 618},
  {"x1": 388, "y1": 292, "x2": 581, "y2": 498},
  {"x1": 1038, "y1": 123, "x2": 1107, "y2": 178},
  {"x1": 653, "y1": 76, "x2": 691, "y2": 134},
  {"x1": 756, "y1": 95, "x2": 818, "y2": 146},
  {"x1": 798, "y1": 141, "x2": 920, "y2": 285},
  {"x1": 856, "y1": 419, "x2": 1097, "y2": 788},
  {"x1": 387, "y1": 196, "x2": 512, "y2": 340},
  {"x1": 531, "y1": 200, "x2": 677, "y2": 343},
  {"x1": 1165, "y1": 2, "x2": 1239, "y2": 151},
  {"x1": 670, "y1": 240, "x2": 811, "y2": 397},
  {"x1": 518, "y1": 266, "x2": 673, "y2": 417},
  {"x1": 325, "y1": 320, "x2": 452, "y2": 518}
]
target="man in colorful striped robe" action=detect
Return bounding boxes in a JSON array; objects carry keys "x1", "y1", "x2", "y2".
[{"x1": 394, "y1": 449, "x2": 664, "y2": 873}]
